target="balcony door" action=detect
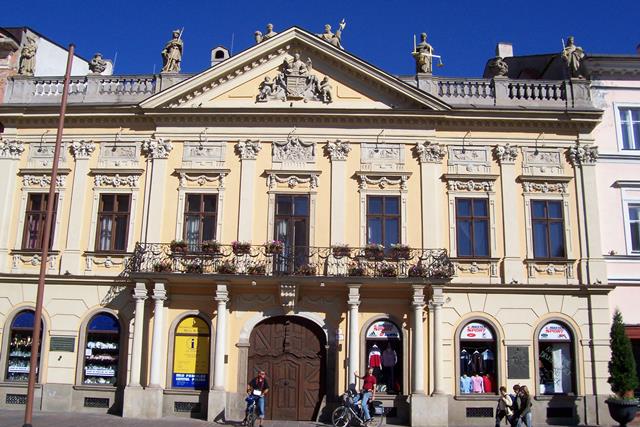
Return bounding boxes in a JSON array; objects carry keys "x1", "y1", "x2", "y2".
[{"x1": 274, "y1": 195, "x2": 309, "y2": 273}]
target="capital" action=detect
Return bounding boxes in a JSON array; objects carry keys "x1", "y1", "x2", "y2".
[
  {"x1": 142, "y1": 136, "x2": 173, "y2": 159},
  {"x1": 70, "y1": 140, "x2": 96, "y2": 160},
  {"x1": 0, "y1": 138, "x2": 25, "y2": 160},
  {"x1": 568, "y1": 143, "x2": 598, "y2": 166},
  {"x1": 493, "y1": 143, "x2": 518, "y2": 165},
  {"x1": 415, "y1": 140, "x2": 445, "y2": 164},
  {"x1": 235, "y1": 140, "x2": 261, "y2": 160},
  {"x1": 325, "y1": 140, "x2": 351, "y2": 161},
  {"x1": 215, "y1": 283, "x2": 229, "y2": 303}
]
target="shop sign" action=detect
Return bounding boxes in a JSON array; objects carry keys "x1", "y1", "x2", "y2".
[
  {"x1": 172, "y1": 334, "x2": 210, "y2": 388},
  {"x1": 176, "y1": 317, "x2": 209, "y2": 335},
  {"x1": 366, "y1": 321, "x2": 400, "y2": 339},
  {"x1": 172, "y1": 373, "x2": 208, "y2": 388},
  {"x1": 460, "y1": 322, "x2": 493, "y2": 340},
  {"x1": 538, "y1": 323, "x2": 571, "y2": 341}
]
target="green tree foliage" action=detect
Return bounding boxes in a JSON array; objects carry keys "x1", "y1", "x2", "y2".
[{"x1": 608, "y1": 310, "x2": 639, "y2": 396}]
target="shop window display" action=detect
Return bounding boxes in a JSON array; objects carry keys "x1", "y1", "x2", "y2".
[
  {"x1": 172, "y1": 316, "x2": 210, "y2": 389},
  {"x1": 83, "y1": 313, "x2": 120, "y2": 385},
  {"x1": 459, "y1": 321, "x2": 496, "y2": 394},
  {"x1": 538, "y1": 322, "x2": 574, "y2": 395},
  {"x1": 365, "y1": 320, "x2": 402, "y2": 394},
  {"x1": 6, "y1": 310, "x2": 42, "y2": 382}
]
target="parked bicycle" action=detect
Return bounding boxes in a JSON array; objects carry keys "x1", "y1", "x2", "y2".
[
  {"x1": 244, "y1": 394, "x2": 259, "y2": 427},
  {"x1": 332, "y1": 389, "x2": 384, "y2": 427}
]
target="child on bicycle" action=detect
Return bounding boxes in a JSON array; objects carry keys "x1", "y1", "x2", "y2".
[
  {"x1": 244, "y1": 370, "x2": 269, "y2": 427},
  {"x1": 353, "y1": 367, "x2": 376, "y2": 424}
]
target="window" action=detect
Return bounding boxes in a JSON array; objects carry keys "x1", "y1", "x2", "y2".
[
  {"x1": 455, "y1": 198, "x2": 489, "y2": 257},
  {"x1": 82, "y1": 313, "x2": 120, "y2": 386},
  {"x1": 367, "y1": 196, "x2": 400, "y2": 248},
  {"x1": 183, "y1": 194, "x2": 218, "y2": 248},
  {"x1": 172, "y1": 316, "x2": 210, "y2": 389},
  {"x1": 5, "y1": 310, "x2": 42, "y2": 382},
  {"x1": 22, "y1": 193, "x2": 57, "y2": 250},
  {"x1": 459, "y1": 321, "x2": 497, "y2": 394},
  {"x1": 96, "y1": 194, "x2": 130, "y2": 252},
  {"x1": 532, "y1": 200, "x2": 565, "y2": 259},
  {"x1": 628, "y1": 204, "x2": 640, "y2": 253},
  {"x1": 538, "y1": 322, "x2": 575, "y2": 395},
  {"x1": 274, "y1": 195, "x2": 309, "y2": 273},
  {"x1": 619, "y1": 107, "x2": 640, "y2": 150},
  {"x1": 365, "y1": 320, "x2": 402, "y2": 393}
]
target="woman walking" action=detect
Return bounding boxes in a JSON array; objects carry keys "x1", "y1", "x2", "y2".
[
  {"x1": 518, "y1": 385, "x2": 533, "y2": 427},
  {"x1": 495, "y1": 386, "x2": 513, "y2": 427}
]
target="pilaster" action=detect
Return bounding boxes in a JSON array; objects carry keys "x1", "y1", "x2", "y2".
[
  {"x1": 236, "y1": 140, "x2": 261, "y2": 242},
  {"x1": 0, "y1": 138, "x2": 24, "y2": 271},
  {"x1": 326, "y1": 140, "x2": 351, "y2": 245},
  {"x1": 415, "y1": 139, "x2": 445, "y2": 248},
  {"x1": 141, "y1": 137, "x2": 173, "y2": 242},
  {"x1": 429, "y1": 286, "x2": 445, "y2": 395}
]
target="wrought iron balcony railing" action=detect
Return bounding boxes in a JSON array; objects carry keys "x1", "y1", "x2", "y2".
[{"x1": 127, "y1": 243, "x2": 455, "y2": 280}]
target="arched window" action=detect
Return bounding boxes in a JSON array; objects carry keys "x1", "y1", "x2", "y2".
[
  {"x1": 365, "y1": 319, "x2": 402, "y2": 393},
  {"x1": 459, "y1": 320, "x2": 497, "y2": 394},
  {"x1": 82, "y1": 313, "x2": 120, "y2": 385},
  {"x1": 538, "y1": 321, "x2": 575, "y2": 395},
  {"x1": 6, "y1": 310, "x2": 43, "y2": 382},
  {"x1": 172, "y1": 316, "x2": 210, "y2": 389}
]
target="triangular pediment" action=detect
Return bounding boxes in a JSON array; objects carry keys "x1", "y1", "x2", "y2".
[{"x1": 140, "y1": 27, "x2": 450, "y2": 111}]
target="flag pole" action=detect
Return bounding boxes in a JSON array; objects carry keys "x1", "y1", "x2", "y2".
[{"x1": 22, "y1": 43, "x2": 75, "y2": 427}]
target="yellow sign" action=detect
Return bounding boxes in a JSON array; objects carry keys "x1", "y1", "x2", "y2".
[
  {"x1": 176, "y1": 317, "x2": 209, "y2": 335},
  {"x1": 174, "y1": 335, "x2": 209, "y2": 374}
]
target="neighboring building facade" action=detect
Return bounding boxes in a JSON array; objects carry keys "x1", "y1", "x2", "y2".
[{"x1": 0, "y1": 26, "x2": 613, "y2": 426}]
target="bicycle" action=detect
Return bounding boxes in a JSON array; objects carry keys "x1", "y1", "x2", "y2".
[
  {"x1": 332, "y1": 389, "x2": 384, "y2": 427},
  {"x1": 244, "y1": 394, "x2": 259, "y2": 427}
]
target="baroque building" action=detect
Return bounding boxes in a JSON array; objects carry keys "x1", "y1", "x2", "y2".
[{"x1": 0, "y1": 26, "x2": 615, "y2": 426}]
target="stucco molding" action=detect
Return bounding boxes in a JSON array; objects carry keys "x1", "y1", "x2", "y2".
[
  {"x1": 415, "y1": 140, "x2": 446, "y2": 164},
  {"x1": 70, "y1": 140, "x2": 96, "y2": 160},
  {"x1": 141, "y1": 137, "x2": 173, "y2": 159},
  {"x1": 235, "y1": 140, "x2": 261, "y2": 160},
  {"x1": 0, "y1": 139, "x2": 25, "y2": 160},
  {"x1": 325, "y1": 140, "x2": 351, "y2": 161}
]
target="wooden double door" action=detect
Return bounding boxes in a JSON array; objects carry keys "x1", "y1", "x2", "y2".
[{"x1": 248, "y1": 316, "x2": 325, "y2": 421}]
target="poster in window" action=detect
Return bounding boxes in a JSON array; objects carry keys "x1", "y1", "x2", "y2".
[
  {"x1": 460, "y1": 322, "x2": 493, "y2": 340},
  {"x1": 172, "y1": 317, "x2": 210, "y2": 388},
  {"x1": 538, "y1": 323, "x2": 571, "y2": 341},
  {"x1": 366, "y1": 321, "x2": 400, "y2": 339}
]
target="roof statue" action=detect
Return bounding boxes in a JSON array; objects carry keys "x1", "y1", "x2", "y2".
[
  {"x1": 89, "y1": 52, "x2": 108, "y2": 74},
  {"x1": 18, "y1": 36, "x2": 37, "y2": 76},
  {"x1": 255, "y1": 23, "x2": 278, "y2": 44},
  {"x1": 412, "y1": 32, "x2": 442, "y2": 74},
  {"x1": 161, "y1": 29, "x2": 183, "y2": 73},
  {"x1": 257, "y1": 52, "x2": 332, "y2": 104},
  {"x1": 487, "y1": 56, "x2": 508, "y2": 77},
  {"x1": 561, "y1": 36, "x2": 585, "y2": 79},
  {"x1": 317, "y1": 20, "x2": 346, "y2": 49}
]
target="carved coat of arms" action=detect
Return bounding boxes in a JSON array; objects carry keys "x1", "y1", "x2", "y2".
[{"x1": 257, "y1": 53, "x2": 332, "y2": 104}]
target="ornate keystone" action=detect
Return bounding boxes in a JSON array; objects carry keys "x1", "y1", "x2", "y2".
[
  {"x1": 70, "y1": 140, "x2": 96, "y2": 160},
  {"x1": 494, "y1": 143, "x2": 518, "y2": 165},
  {"x1": 325, "y1": 140, "x2": 351, "y2": 161},
  {"x1": 0, "y1": 139, "x2": 25, "y2": 159},
  {"x1": 142, "y1": 137, "x2": 173, "y2": 159},
  {"x1": 415, "y1": 140, "x2": 445, "y2": 164},
  {"x1": 235, "y1": 140, "x2": 261, "y2": 160},
  {"x1": 568, "y1": 144, "x2": 597, "y2": 166}
]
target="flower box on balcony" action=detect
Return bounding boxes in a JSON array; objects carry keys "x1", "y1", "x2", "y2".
[
  {"x1": 295, "y1": 264, "x2": 316, "y2": 276},
  {"x1": 232, "y1": 241, "x2": 251, "y2": 256},
  {"x1": 264, "y1": 240, "x2": 284, "y2": 255},
  {"x1": 201, "y1": 240, "x2": 221, "y2": 254},
  {"x1": 348, "y1": 266, "x2": 366, "y2": 277},
  {"x1": 379, "y1": 264, "x2": 397, "y2": 277},
  {"x1": 153, "y1": 260, "x2": 172, "y2": 273},
  {"x1": 332, "y1": 244, "x2": 351, "y2": 258},
  {"x1": 364, "y1": 244, "x2": 384, "y2": 260},
  {"x1": 170, "y1": 240, "x2": 188, "y2": 254},
  {"x1": 408, "y1": 263, "x2": 428, "y2": 277},
  {"x1": 217, "y1": 261, "x2": 237, "y2": 274},
  {"x1": 247, "y1": 264, "x2": 266, "y2": 275},
  {"x1": 184, "y1": 262, "x2": 203, "y2": 274},
  {"x1": 390, "y1": 244, "x2": 411, "y2": 260}
]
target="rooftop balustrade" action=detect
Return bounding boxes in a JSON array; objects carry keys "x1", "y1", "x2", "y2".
[{"x1": 126, "y1": 242, "x2": 455, "y2": 280}]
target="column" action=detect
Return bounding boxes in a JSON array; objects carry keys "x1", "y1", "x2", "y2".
[
  {"x1": 61, "y1": 140, "x2": 95, "y2": 274},
  {"x1": 213, "y1": 283, "x2": 229, "y2": 390},
  {"x1": 128, "y1": 282, "x2": 147, "y2": 387},
  {"x1": 141, "y1": 137, "x2": 173, "y2": 242},
  {"x1": 415, "y1": 140, "x2": 445, "y2": 248},
  {"x1": 148, "y1": 281, "x2": 167, "y2": 388},
  {"x1": 347, "y1": 284, "x2": 360, "y2": 384},
  {"x1": 326, "y1": 141, "x2": 351, "y2": 245},
  {"x1": 236, "y1": 140, "x2": 261, "y2": 241},
  {"x1": 494, "y1": 144, "x2": 524, "y2": 283},
  {"x1": 569, "y1": 141, "x2": 607, "y2": 284},
  {"x1": 411, "y1": 285, "x2": 426, "y2": 394},
  {"x1": 0, "y1": 138, "x2": 24, "y2": 270},
  {"x1": 429, "y1": 286, "x2": 445, "y2": 395}
]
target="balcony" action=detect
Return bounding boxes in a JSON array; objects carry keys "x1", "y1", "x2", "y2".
[{"x1": 126, "y1": 242, "x2": 455, "y2": 280}]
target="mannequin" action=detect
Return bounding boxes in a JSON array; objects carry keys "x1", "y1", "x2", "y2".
[
  {"x1": 368, "y1": 344, "x2": 382, "y2": 381},
  {"x1": 471, "y1": 372, "x2": 485, "y2": 393},
  {"x1": 382, "y1": 343, "x2": 398, "y2": 393},
  {"x1": 460, "y1": 373, "x2": 472, "y2": 393}
]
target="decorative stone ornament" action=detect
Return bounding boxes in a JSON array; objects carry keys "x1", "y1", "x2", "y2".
[
  {"x1": 568, "y1": 144, "x2": 598, "y2": 166},
  {"x1": 256, "y1": 53, "x2": 332, "y2": 103},
  {"x1": 18, "y1": 36, "x2": 37, "y2": 76},
  {"x1": 325, "y1": 140, "x2": 351, "y2": 161},
  {"x1": 415, "y1": 140, "x2": 445, "y2": 163},
  {"x1": 141, "y1": 137, "x2": 173, "y2": 159},
  {"x1": 22, "y1": 174, "x2": 66, "y2": 188},
  {"x1": 487, "y1": 56, "x2": 508, "y2": 77},
  {"x1": 70, "y1": 140, "x2": 96, "y2": 160},
  {"x1": 494, "y1": 143, "x2": 518, "y2": 164},
  {"x1": 88, "y1": 53, "x2": 108, "y2": 74},
  {"x1": 94, "y1": 174, "x2": 139, "y2": 188},
  {"x1": 235, "y1": 140, "x2": 261, "y2": 160},
  {"x1": 0, "y1": 139, "x2": 25, "y2": 159},
  {"x1": 447, "y1": 179, "x2": 494, "y2": 192},
  {"x1": 272, "y1": 136, "x2": 315, "y2": 166}
]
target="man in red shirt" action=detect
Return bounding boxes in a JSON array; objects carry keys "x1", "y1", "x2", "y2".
[{"x1": 354, "y1": 367, "x2": 376, "y2": 423}]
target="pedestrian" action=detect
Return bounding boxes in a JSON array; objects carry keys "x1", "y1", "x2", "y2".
[
  {"x1": 519, "y1": 385, "x2": 532, "y2": 427},
  {"x1": 495, "y1": 386, "x2": 513, "y2": 427},
  {"x1": 245, "y1": 370, "x2": 269, "y2": 427},
  {"x1": 509, "y1": 384, "x2": 521, "y2": 427},
  {"x1": 354, "y1": 367, "x2": 377, "y2": 424}
]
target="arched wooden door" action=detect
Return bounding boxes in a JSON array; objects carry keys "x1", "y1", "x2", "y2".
[{"x1": 248, "y1": 316, "x2": 325, "y2": 421}]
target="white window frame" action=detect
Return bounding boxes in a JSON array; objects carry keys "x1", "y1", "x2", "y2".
[
  {"x1": 88, "y1": 188, "x2": 138, "y2": 253},
  {"x1": 268, "y1": 190, "x2": 317, "y2": 247},
  {"x1": 15, "y1": 189, "x2": 66, "y2": 252},
  {"x1": 623, "y1": 199, "x2": 640, "y2": 255},
  {"x1": 360, "y1": 189, "x2": 407, "y2": 247},
  {"x1": 447, "y1": 190, "x2": 497, "y2": 258},
  {"x1": 524, "y1": 193, "x2": 573, "y2": 260},
  {"x1": 176, "y1": 189, "x2": 224, "y2": 242},
  {"x1": 613, "y1": 103, "x2": 640, "y2": 152}
]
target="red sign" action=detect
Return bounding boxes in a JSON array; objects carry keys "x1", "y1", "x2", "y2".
[
  {"x1": 538, "y1": 322, "x2": 571, "y2": 341},
  {"x1": 460, "y1": 322, "x2": 493, "y2": 340}
]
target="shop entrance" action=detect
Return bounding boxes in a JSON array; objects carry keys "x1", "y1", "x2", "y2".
[
  {"x1": 365, "y1": 319, "x2": 402, "y2": 394},
  {"x1": 247, "y1": 316, "x2": 325, "y2": 420}
]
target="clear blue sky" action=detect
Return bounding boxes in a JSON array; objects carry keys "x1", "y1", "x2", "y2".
[{"x1": 5, "y1": 0, "x2": 639, "y2": 77}]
